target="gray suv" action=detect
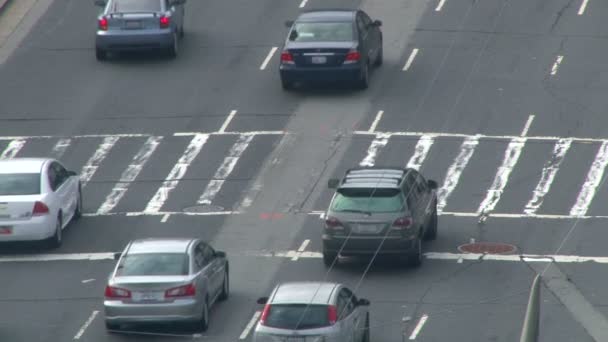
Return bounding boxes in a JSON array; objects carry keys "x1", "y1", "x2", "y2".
[{"x1": 323, "y1": 167, "x2": 438, "y2": 267}]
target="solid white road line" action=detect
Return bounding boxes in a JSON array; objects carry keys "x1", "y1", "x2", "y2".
[
  {"x1": 578, "y1": 0, "x2": 590, "y2": 15},
  {"x1": 0, "y1": 133, "x2": 151, "y2": 141},
  {"x1": 73, "y1": 310, "x2": 99, "y2": 340},
  {"x1": 144, "y1": 134, "x2": 209, "y2": 213},
  {"x1": 437, "y1": 136, "x2": 479, "y2": 213},
  {"x1": 360, "y1": 133, "x2": 391, "y2": 167},
  {"x1": 524, "y1": 138, "x2": 572, "y2": 215},
  {"x1": 84, "y1": 210, "x2": 236, "y2": 217},
  {"x1": 175, "y1": 130, "x2": 285, "y2": 136},
  {"x1": 402, "y1": 48, "x2": 419, "y2": 71},
  {"x1": 368, "y1": 110, "x2": 384, "y2": 133},
  {"x1": 521, "y1": 115, "x2": 535, "y2": 136},
  {"x1": 309, "y1": 209, "x2": 608, "y2": 220},
  {"x1": 299, "y1": 0, "x2": 308, "y2": 8},
  {"x1": 551, "y1": 55, "x2": 564, "y2": 75},
  {"x1": 260, "y1": 47, "x2": 278, "y2": 70},
  {"x1": 353, "y1": 130, "x2": 608, "y2": 143},
  {"x1": 0, "y1": 139, "x2": 25, "y2": 159},
  {"x1": 570, "y1": 141, "x2": 608, "y2": 216},
  {"x1": 409, "y1": 314, "x2": 429, "y2": 340},
  {"x1": 198, "y1": 134, "x2": 254, "y2": 205},
  {"x1": 51, "y1": 138, "x2": 71, "y2": 159},
  {"x1": 97, "y1": 136, "x2": 162, "y2": 214},
  {"x1": 435, "y1": 0, "x2": 447, "y2": 11},
  {"x1": 219, "y1": 110, "x2": 238, "y2": 133},
  {"x1": 80, "y1": 136, "x2": 119, "y2": 187},
  {"x1": 240, "y1": 311, "x2": 261, "y2": 340},
  {"x1": 406, "y1": 135, "x2": 435, "y2": 170}
]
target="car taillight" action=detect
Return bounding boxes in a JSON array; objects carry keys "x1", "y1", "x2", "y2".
[
  {"x1": 325, "y1": 216, "x2": 344, "y2": 230},
  {"x1": 280, "y1": 51, "x2": 294, "y2": 64},
  {"x1": 104, "y1": 286, "x2": 131, "y2": 299},
  {"x1": 391, "y1": 217, "x2": 413, "y2": 229},
  {"x1": 327, "y1": 305, "x2": 337, "y2": 325},
  {"x1": 165, "y1": 283, "x2": 196, "y2": 298},
  {"x1": 259, "y1": 304, "x2": 271, "y2": 326},
  {"x1": 160, "y1": 16, "x2": 170, "y2": 28},
  {"x1": 32, "y1": 201, "x2": 49, "y2": 216},
  {"x1": 343, "y1": 50, "x2": 360, "y2": 64},
  {"x1": 98, "y1": 17, "x2": 108, "y2": 31}
]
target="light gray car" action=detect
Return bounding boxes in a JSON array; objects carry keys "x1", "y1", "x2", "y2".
[
  {"x1": 94, "y1": 0, "x2": 186, "y2": 60},
  {"x1": 104, "y1": 238, "x2": 229, "y2": 331},
  {"x1": 253, "y1": 282, "x2": 370, "y2": 342}
]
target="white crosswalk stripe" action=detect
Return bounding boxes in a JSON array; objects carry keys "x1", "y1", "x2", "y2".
[
  {"x1": 1, "y1": 139, "x2": 26, "y2": 159},
  {"x1": 80, "y1": 137, "x2": 119, "y2": 187},
  {"x1": 406, "y1": 135, "x2": 434, "y2": 170},
  {"x1": 437, "y1": 136, "x2": 478, "y2": 213},
  {"x1": 50, "y1": 138, "x2": 72, "y2": 159},
  {"x1": 570, "y1": 141, "x2": 608, "y2": 217}
]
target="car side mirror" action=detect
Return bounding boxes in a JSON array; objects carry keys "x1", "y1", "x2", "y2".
[
  {"x1": 257, "y1": 296, "x2": 269, "y2": 305},
  {"x1": 357, "y1": 298, "x2": 370, "y2": 306},
  {"x1": 113, "y1": 252, "x2": 121, "y2": 260},
  {"x1": 215, "y1": 250, "x2": 226, "y2": 258},
  {"x1": 427, "y1": 180, "x2": 438, "y2": 190},
  {"x1": 285, "y1": 20, "x2": 294, "y2": 28},
  {"x1": 328, "y1": 178, "x2": 340, "y2": 189},
  {"x1": 94, "y1": 0, "x2": 107, "y2": 7},
  {"x1": 372, "y1": 20, "x2": 382, "y2": 27}
]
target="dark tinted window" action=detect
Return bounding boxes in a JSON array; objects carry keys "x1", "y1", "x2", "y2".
[
  {"x1": 331, "y1": 188, "x2": 405, "y2": 212},
  {"x1": 0, "y1": 174, "x2": 41, "y2": 195},
  {"x1": 116, "y1": 253, "x2": 189, "y2": 276},
  {"x1": 290, "y1": 22, "x2": 353, "y2": 42},
  {"x1": 265, "y1": 304, "x2": 330, "y2": 330},
  {"x1": 112, "y1": 0, "x2": 161, "y2": 12}
]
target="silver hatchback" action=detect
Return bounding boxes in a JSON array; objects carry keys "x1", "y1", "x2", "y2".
[
  {"x1": 104, "y1": 238, "x2": 229, "y2": 331},
  {"x1": 253, "y1": 282, "x2": 370, "y2": 342}
]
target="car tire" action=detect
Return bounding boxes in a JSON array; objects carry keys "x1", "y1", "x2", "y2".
[
  {"x1": 424, "y1": 208, "x2": 437, "y2": 241},
  {"x1": 218, "y1": 270, "x2": 229, "y2": 301},
  {"x1": 74, "y1": 186, "x2": 83, "y2": 220},
  {"x1": 105, "y1": 321, "x2": 120, "y2": 331},
  {"x1": 48, "y1": 215, "x2": 62, "y2": 249},
  {"x1": 95, "y1": 48, "x2": 106, "y2": 61},
  {"x1": 322, "y1": 247, "x2": 338, "y2": 267},
  {"x1": 375, "y1": 46, "x2": 383, "y2": 66},
  {"x1": 357, "y1": 63, "x2": 369, "y2": 90},
  {"x1": 199, "y1": 299, "x2": 210, "y2": 332},
  {"x1": 362, "y1": 314, "x2": 370, "y2": 342},
  {"x1": 407, "y1": 237, "x2": 422, "y2": 268},
  {"x1": 281, "y1": 78, "x2": 293, "y2": 91},
  {"x1": 168, "y1": 32, "x2": 178, "y2": 58}
]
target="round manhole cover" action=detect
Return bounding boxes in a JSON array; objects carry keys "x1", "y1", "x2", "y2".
[
  {"x1": 458, "y1": 242, "x2": 517, "y2": 255},
  {"x1": 182, "y1": 205, "x2": 225, "y2": 213}
]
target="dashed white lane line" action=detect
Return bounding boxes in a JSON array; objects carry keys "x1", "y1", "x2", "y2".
[
  {"x1": 409, "y1": 314, "x2": 429, "y2": 340},
  {"x1": 97, "y1": 136, "x2": 162, "y2": 214},
  {"x1": 520, "y1": 114, "x2": 535, "y2": 137},
  {"x1": 437, "y1": 136, "x2": 479, "y2": 213},
  {"x1": 360, "y1": 133, "x2": 390, "y2": 167},
  {"x1": 368, "y1": 110, "x2": 384, "y2": 133},
  {"x1": 299, "y1": 0, "x2": 308, "y2": 8},
  {"x1": 292, "y1": 239, "x2": 310, "y2": 261},
  {"x1": 219, "y1": 110, "x2": 238, "y2": 133},
  {"x1": 435, "y1": 0, "x2": 447, "y2": 11},
  {"x1": 402, "y1": 48, "x2": 419, "y2": 71},
  {"x1": 570, "y1": 141, "x2": 608, "y2": 216},
  {"x1": 240, "y1": 311, "x2": 261, "y2": 340},
  {"x1": 144, "y1": 134, "x2": 209, "y2": 213},
  {"x1": 73, "y1": 310, "x2": 99, "y2": 340},
  {"x1": 406, "y1": 135, "x2": 435, "y2": 170},
  {"x1": 161, "y1": 213, "x2": 171, "y2": 223},
  {"x1": 260, "y1": 47, "x2": 278, "y2": 70},
  {"x1": 551, "y1": 55, "x2": 564, "y2": 75},
  {"x1": 578, "y1": 0, "x2": 590, "y2": 15},
  {"x1": 51, "y1": 138, "x2": 72, "y2": 159},
  {"x1": 80, "y1": 136, "x2": 119, "y2": 187},
  {"x1": 0, "y1": 139, "x2": 25, "y2": 159},
  {"x1": 81, "y1": 279, "x2": 95, "y2": 283}
]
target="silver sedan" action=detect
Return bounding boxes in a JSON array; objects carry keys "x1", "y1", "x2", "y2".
[
  {"x1": 104, "y1": 238, "x2": 229, "y2": 331},
  {"x1": 0, "y1": 158, "x2": 82, "y2": 247}
]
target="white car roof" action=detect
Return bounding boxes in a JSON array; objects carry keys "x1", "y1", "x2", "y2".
[{"x1": 0, "y1": 158, "x2": 50, "y2": 174}]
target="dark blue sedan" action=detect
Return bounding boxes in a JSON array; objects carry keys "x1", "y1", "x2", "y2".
[{"x1": 279, "y1": 9, "x2": 383, "y2": 90}]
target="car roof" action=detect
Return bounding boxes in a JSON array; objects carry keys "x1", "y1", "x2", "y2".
[
  {"x1": 270, "y1": 282, "x2": 340, "y2": 305},
  {"x1": 127, "y1": 238, "x2": 196, "y2": 254},
  {"x1": 0, "y1": 158, "x2": 49, "y2": 174},
  {"x1": 339, "y1": 167, "x2": 410, "y2": 189},
  {"x1": 297, "y1": 9, "x2": 356, "y2": 22}
]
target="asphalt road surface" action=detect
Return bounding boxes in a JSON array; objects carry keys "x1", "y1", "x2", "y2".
[{"x1": 1, "y1": 0, "x2": 607, "y2": 341}]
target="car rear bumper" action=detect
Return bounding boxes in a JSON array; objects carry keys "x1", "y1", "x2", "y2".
[
  {"x1": 96, "y1": 29, "x2": 174, "y2": 51},
  {"x1": 104, "y1": 298, "x2": 201, "y2": 324},
  {"x1": 322, "y1": 234, "x2": 417, "y2": 255},
  {"x1": 0, "y1": 216, "x2": 55, "y2": 242},
  {"x1": 279, "y1": 64, "x2": 362, "y2": 82}
]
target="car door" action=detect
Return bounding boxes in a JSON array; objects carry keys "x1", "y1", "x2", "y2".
[
  {"x1": 402, "y1": 171, "x2": 421, "y2": 226},
  {"x1": 202, "y1": 244, "x2": 223, "y2": 300},
  {"x1": 355, "y1": 13, "x2": 372, "y2": 64},
  {"x1": 192, "y1": 243, "x2": 207, "y2": 301},
  {"x1": 48, "y1": 163, "x2": 70, "y2": 225},
  {"x1": 415, "y1": 174, "x2": 433, "y2": 229},
  {"x1": 55, "y1": 162, "x2": 78, "y2": 217},
  {"x1": 359, "y1": 11, "x2": 380, "y2": 61},
  {"x1": 337, "y1": 288, "x2": 357, "y2": 342}
]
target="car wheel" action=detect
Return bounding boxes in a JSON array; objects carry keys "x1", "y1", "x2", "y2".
[
  {"x1": 424, "y1": 208, "x2": 437, "y2": 241},
  {"x1": 105, "y1": 321, "x2": 120, "y2": 331},
  {"x1": 218, "y1": 270, "x2": 229, "y2": 301},
  {"x1": 74, "y1": 186, "x2": 83, "y2": 220},
  {"x1": 407, "y1": 237, "x2": 422, "y2": 267},
  {"x1": 168, "y1": 32, "x2": 178, "y2": 58},
  {"x1": 357, "y1": 63, "x2": 369, "y2": 89},
  {"x1": 96, "y1": 48, "x2": 106, "y2": 61},
  {"x1": 199, "y1": 299, "x2": 210, "y2": 332},
  {"x1": 322, "y1": 247, "x2": 338, "y2": 267},
  {"x1": 362, "y1": 314, "x2": 370, "y2": 342},
  {"x1": 374, "y1": 46, "x2": 383, "y2": 66},
  {"x1": 48, "y1": 215, "x2": 62, "y2": 249},
  {"x1": 281, "y1": 77, "x2": 293, "y2": 91}
]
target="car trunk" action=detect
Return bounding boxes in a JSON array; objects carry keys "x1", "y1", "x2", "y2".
[
  {"x1": 0, "y1": 195, "x2": 43, "y2": 222},
  {"x1": 107, "y1": 12, "x2": 162, "y2": 31},
  {"x1": 337, "y1": 212, "x2": 400, "y2": 236},
  {"x1": 111, "y1": 275, "x2": 193, "y2": 303},
  {"x1": 286, "y1": 42, "x2": 357, "y2": 67}
]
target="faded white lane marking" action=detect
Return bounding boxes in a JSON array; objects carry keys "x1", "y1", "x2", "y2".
[
  {"x1": 292, "y1": 239, "x2": 311, "y2": 261},
  {"x1": 260, "y1": 47, "x2": 278, "y2": 70},
  {"x1": 51, "y1": 138, "x2": 71, "y2": 159},
  {"x1": 570, "y1": 141, "x2": 608, "y2": 216},
  {"x1": 161, "y1": 213, "x2": 170, "y2": 223},
  {"x1": 74, "y1": 310, "x2": 99, "y2": 339},
  {"x1": 360, "y1": 133, "x2": 390, "y2": 167},
  {"x1": 97, "y1": 136, "x2": 162, "y2": 214},
  {"x1": 84, "y1": 210, "x2": 236, "y2": 217},
  {"x1": 368, "y1": 110, "x2": 384, "y2": 133},
  {"x1": 81, "y1": 279, "x2": 95, "y2": 284},
  {"x1": 0, "y1": 139, "x2": 25, "y2": 159},
  {"x1": 219, "y1": 110, "x2": 238, "y2": 133},
  {"x1": 353, "y1": 130, "x2": 608, "y2": 143},
  {"x1": 437, "y1": 136, "x2": 479, "y2": 213},
  {"x1": 409, "y1": 314, "x2": 429, "y2": 340},
  {"x1": 0, "y1": 133, "x2": 150, "y2": 140},
  {"x1": 521, "y1": 115, "x2": 535, "y2": 136},
  {"x1": 524, "y1": 139, "x2": 572, "y2": 215},
  {"x1": 578, "y1": 0, "x2": 590, "y2": 15},
  {"x1": 402, "y1": 48, "x2": 419, "y2": 71},
  {"x1": 435, "y1": 0, "x2": 447, "y2": 11},
  {"x1": 144, "y1": 134, "x2": 209, "y2": 213},
  {"x1": 406, "y1": 135, "x2": 435, "y2": 170},
  {"x1": 550, "y1": 55, "x2": 564, "y2": 75},
  {"x1": 240, "y1": 311, "x2": 261, "y2": 340},
  {"x1": 299, "y1": 0, "x2": 308, "y2": 8},
  {"x1": 198, "y1": 134, "x2": 254, "y2": 205},
  {"x1": 175, "y1": 130, "x2": 284, "y2": 136},
  {"x1": 80, "y1": 137, "x2": 119, "y2": 187}
]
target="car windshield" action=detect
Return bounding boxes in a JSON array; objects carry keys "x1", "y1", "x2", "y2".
[
  {"x1": 265, "y1": 304, "x2": 330, "y2": 330},
  {"x1": 116, "y1": 253, "x2": 189, "y2": 276},
  {"x1": 112, "y1": 0, "x2": 161, "y2": 13},
  {"x1": 0, "y1": 173, "x2": 41, "y2": 195},
  {"x1": 331, "y1": 188, "x2": 404, "y2": 213},
  {"x1": 289, "y1": 22, "x2": 353, "y2": 42}
]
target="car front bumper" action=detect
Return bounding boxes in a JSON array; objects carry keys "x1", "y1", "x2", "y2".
[
  {"x1": 104, "y1": 298, "x2": 201, "y2": 324},
  {"x1": 96, "y1": 29, "x2": 174, "y2": 51},
  {"x1": 0, "y1": 215, "x2": 55, "y2": 242}
]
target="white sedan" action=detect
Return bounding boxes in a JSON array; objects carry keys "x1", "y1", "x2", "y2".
[{"x1": 0, "y1": 158, "x2": 82, "y2": 247}]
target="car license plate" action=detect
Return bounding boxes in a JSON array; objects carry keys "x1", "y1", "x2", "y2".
[
  {"x1": 134, "y1": 291, "x2": 162, "y2": 301},
  {"x1": 124, "y1": 20, "x2": 142, "y2": 29},
  {"x1": 354, "y1": 224, "x2": 377, "y2": 234},
  {"x1": 0, "y1": 226, "x2": 12, "y2": 235},
  {"x1": 286, "y1": 337, "x2": 306, "y2": 342},
  {"x1": 311, "y1": 56, "x2": 327, "y2": 64}
]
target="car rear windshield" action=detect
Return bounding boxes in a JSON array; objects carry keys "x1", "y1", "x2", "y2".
[
  {"x1": 331, "y1": 188, "x2": 405, "y2": 213},
  {"x1": 0, "y1": 173, "x2": 41, "y2": 195},
  {"x1": 289, "y1": 22, "x2": 353, "y2": 42},
  {"x1": 116, "y1": 253, "x2": 189, "y2": 276},
  {"x1": 265, "y1": 304, "x2": 330, "y2": 330},
  {"x1": 112, "y1": 0, "x2": 161, "y2": 13}
]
